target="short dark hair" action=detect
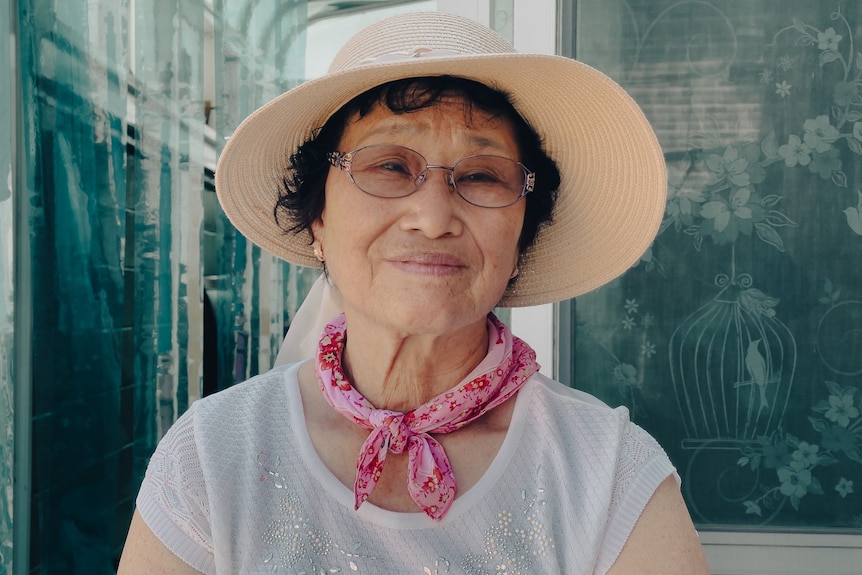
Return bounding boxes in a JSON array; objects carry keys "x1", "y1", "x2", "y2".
[{"x1": 274, "y1": 76, "x2": 560, "y2": 257}]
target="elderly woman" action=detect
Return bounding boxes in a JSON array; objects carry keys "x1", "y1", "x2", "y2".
[{"x1": 119, "y1": 12, "x2": 710, "y2": 575}]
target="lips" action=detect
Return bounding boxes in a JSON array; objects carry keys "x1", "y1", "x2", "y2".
[{"x1": 389, "y1": 252, "x2": 468, "y2": 275}]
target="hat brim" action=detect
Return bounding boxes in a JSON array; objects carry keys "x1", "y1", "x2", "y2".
[{"x1": 215, "y1": 53, "x2": 665, "y2": 307}]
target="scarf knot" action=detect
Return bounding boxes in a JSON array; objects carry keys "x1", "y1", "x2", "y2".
[
  {"x1": 315, "y1": 313, "x2": 539, "y2": 520},
  {"x1": 368, "y1": 410, "x2": 413, "y2": 453}
]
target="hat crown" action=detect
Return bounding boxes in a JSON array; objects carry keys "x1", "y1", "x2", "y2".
[{"x1": 328, "y1": 11, "x2": 516, "y2": 74}]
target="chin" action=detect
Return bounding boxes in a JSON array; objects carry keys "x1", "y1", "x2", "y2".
[{"x1": 379, "y1": 301, "x2": 488, "y2": 335}]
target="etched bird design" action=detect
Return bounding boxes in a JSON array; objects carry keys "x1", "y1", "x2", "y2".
[
  {"x1": 844, "y1": 190, "x2": 862, "y2": 236},
  {"x1": 745, "y1": 339, "x2": 769, "y2": 409}
]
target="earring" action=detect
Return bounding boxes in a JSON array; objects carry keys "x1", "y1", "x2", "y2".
[{"x1": 313, "y1": 243, "x2": 325, "y2": 262}]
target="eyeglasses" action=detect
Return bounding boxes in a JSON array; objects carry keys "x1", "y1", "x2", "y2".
[{"x1": 327, "y1": 144, "x2": 535, "y2": 208}]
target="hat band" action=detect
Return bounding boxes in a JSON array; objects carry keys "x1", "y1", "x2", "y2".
[{"x1": 350, "y1": 47, "x2": 460, "y2": 69}]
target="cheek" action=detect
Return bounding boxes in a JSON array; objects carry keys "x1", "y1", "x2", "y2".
[
  {"x1": 311, "y1": 202, "x2": 378, "y2": 282},
  {"x1": 312, "y1": 180, "x2": 350, "y2": 253},
  {"x1": 500, "y1": 210, "x2": 526, "y2": 259},
  {"x1": 478, "y1": 212, "x2": 524, "y2": 276}
]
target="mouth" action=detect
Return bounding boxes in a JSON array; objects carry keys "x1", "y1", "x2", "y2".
[{"x1": 389, "y1": 252, "x2": 468, "y2": 276}]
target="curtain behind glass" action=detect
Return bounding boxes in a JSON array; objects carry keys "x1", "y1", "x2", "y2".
[{"x1": 568, "y1": 0, "x2": 862, "y2": 531}]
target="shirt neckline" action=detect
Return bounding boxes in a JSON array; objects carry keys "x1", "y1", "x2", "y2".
[{"x1": 281, "y1": 360, "x2": 535, "y2": 529}]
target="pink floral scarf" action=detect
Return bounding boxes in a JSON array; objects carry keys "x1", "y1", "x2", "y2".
[{"x1": 315, "y1": 313, "x2": 539, "y2": 520}]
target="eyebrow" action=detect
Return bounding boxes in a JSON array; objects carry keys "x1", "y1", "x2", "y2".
[
  {"x1": 361, "y1": 122, "x2": 511, "y2": 153},
  {"x1": 363, "y1": 122, "x2": 417, "y2": 139}
]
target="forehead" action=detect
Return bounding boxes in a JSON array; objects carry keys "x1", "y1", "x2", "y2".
[{"x1": 336, "y1": 95, "x2": 519, "y2": 153}]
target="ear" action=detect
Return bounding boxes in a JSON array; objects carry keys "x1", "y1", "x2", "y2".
[{"x1": 310, "y1": 215, "x2": 325, "y2": 246}]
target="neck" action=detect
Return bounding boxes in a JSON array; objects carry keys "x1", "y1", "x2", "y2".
[{"x1": 339, "y1": 314, "x2": 491, "y2": 412}]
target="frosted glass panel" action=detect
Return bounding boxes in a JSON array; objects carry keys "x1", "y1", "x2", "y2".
[{"x1": 569, "y1": 0, "x2": 862, "y2": 530}]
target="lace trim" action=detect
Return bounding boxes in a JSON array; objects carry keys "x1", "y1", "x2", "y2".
[
  {"x1": 609, "y1": 421, "x2": 666, "y2": 517},
  {"x1": 143, "y1": 409, "x2": 213, "y2": 552},
  {"x1": 596, "y1": 419, "x2": 676, "y2": 574}
]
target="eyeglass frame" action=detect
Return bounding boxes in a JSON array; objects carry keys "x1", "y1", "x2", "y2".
[{"x1": 326, "y1": 144, "x2": 536, "y2": 208}]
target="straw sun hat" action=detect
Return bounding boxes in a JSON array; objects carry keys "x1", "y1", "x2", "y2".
[{"x1": 215, "y1": 11, "x2": 666, "y2": 307}]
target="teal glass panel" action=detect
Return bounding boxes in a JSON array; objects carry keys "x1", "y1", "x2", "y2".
[
  {"x1": 9, "y1": 0, "x2": 328, "y2": 570},
  {"x1": 15, "y1": 0, "x2": 207, "y2": 570},
  {"x1": 0, "y1": 0, "x2": 14, "y2": 568},
  {"x1": 17, "y1": 1, "x2": 134, "y2": 569},
  {"x1": 569, "y1": 0, "x2": 862, "y2": 530}
]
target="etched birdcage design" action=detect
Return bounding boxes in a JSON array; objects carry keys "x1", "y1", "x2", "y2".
[{"x1": 669, "y1": 272, "x2": 797, "y2": 444}]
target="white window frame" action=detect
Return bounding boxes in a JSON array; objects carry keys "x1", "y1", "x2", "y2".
[{"x1": 437, "y1": 0, "x2": 862, "y2": 572}]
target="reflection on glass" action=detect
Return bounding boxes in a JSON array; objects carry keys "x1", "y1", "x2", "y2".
[
  {"x1": 305, "y1": 0, "x2": 436, "y2": 77},
  {"x1": 210, "y1": 0, "x2": 310, "y2": 396},
  {"x1": 0, "y1": 0, "x2": 13, "y2": 569},
  {"x1": 571, "y1": 0, "x2": 862, "y2": 530}
]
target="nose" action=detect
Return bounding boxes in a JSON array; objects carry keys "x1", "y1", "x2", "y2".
[
  {"x1": 400, "y1": 166, "x2": 463, "y2": 238},
  {"x1": 415, "y1": 165, "x2": 456, "y2": 190}
]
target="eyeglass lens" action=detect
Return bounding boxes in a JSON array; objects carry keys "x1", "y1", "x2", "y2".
[{"x1": 345, "y1": 145, "x2": 529, "y2": 208}]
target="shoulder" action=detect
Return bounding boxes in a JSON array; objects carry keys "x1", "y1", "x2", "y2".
[
  {"x1": 524, "y1": 372, "x2": 673, "y2": 477},
  {"x1": 145, "y1": 361, "x2": 302, "y2": 471},
  {"x1": 528, "y1": 371, "x2": 616, "y2": 407},
  {"x1": 135, "y1": 363, "x2": 308, "y2": 564},
  {"x1": 489, "y1": 373, "x2": 681, "y2": 572},
  {"x1": 520, "y1": 377, "x2": 686, "y2": 574},
  {"x1": 523, "y1": 372, "x2": 632, "y2": 440},
  {"x1": 151, "y1": 362, "x2": 305, "y2": 474},
  {"x1": 194, "y1": 362, "x2": 300, "y2": 412},
  {"x1": 187, "y1": 362, "x2": 302, "y2": 433}
]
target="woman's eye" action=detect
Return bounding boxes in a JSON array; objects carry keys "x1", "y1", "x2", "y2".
[
  {"x1": 459, "y1": 170, "x2": 501, "y2": 184},
  {"x1": 378, "y1": 161, "x2": 411, "y2": 173}
]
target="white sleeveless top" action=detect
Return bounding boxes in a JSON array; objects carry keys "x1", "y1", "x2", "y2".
[{"x1": 137, "y1": 361, "x2": 677, "y2": 574}]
